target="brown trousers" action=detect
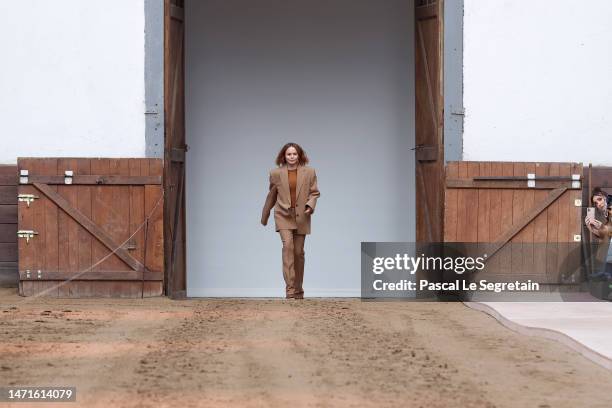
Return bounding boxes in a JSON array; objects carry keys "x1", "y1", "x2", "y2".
[{"x1": 279, "y1": 228, "x2": 306, "y2": 298}]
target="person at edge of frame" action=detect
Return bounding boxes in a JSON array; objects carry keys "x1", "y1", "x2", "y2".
[{"x1": 584, "y1": 187, "x2": 612, "y2": 280}]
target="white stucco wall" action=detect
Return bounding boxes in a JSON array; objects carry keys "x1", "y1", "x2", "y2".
[
  {"x1": 463, "y1": 0, "x2": 612, "y2": 165},
  {"x1": 0, "y1": 0, "x2": 146, "y2": 164}
]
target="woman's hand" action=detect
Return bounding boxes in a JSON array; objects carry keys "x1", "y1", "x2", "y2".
[
  {"x1": 584, "y1": 215, "x2": 601, "y2": 229},
  {"x1": 585, "y1": 215, "x2": 601, "y2": 228},
  {"x1": 585, "y1": 215, "x2": 604, "y2": 238},
  {"x1": 304, "y1": 205, "x2": 312, "y2": 215}
]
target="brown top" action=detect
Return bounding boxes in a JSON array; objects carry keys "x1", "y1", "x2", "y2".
[{"x1": 288, "y1": 168, "x2": 297, "y2": 208}]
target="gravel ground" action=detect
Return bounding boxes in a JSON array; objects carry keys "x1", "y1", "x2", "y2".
[{"x1": 1, "y1": 287, "x2": 611, "y2": 408}]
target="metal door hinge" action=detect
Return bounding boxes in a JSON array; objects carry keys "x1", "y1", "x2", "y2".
[
  {"x1": 19, "y1": 169, "x2": 28, "y2": 184},
  {"x1": 23, "y1": 270, "x2": 42, "y2": 279},
  {"x1": 17, "y1": 230, "x2": 38, "y2": 243},
  {"x1": 18, "y1": 194, "x2": 39, "y2": 207},
  {"x1": 527, "y1": 173, "x2": 535, "y2": 188},
  {"x1": 64, "y1": 170, "x2": 73, "y2": 184},
  {"x1": 572, "y1": 174, "x2": 581, "y2": 189}
]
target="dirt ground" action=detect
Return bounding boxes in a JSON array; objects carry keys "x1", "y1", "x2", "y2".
[{"x1": 1, "y1": 287, "x2": 612, "y2": 408}]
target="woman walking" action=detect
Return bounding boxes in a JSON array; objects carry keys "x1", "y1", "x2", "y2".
[{"x1": 261, "y1": 143, "x2": 320, "y2": 299}]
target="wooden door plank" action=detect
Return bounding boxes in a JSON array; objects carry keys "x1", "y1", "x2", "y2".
[
  {"x1": 111, "y1": 159, "x2": 131, "y2": 270},
  {"x1": 58, "y1": 159, "x2": 79, "y2": 277},
  {"x1": 456, "y1": 162, "x2": 468, "y2": 242},
  {"x1": 41, "y1": 159, "x2": 60, "y2": 297},
  {"x1": 566, "y1": 163, "x2": 583, "y2": 283},
  {"x1": 498, "y1": 163, "x2": 514, "y2": 275},
  {"x1": 0, "y1": 206, "x2": 17, "y2": 223},
  {"x1": 511, "y1": 162, "x2": 526, "y2": 273},
  {"x1": 90, "y1": 157, "x2": 135, "y2": 298},
  {"x1": 141, "y1": 160, "x2": 152, "y2": 297},
  {"x1": 546, "y1": 163, "x2": 561, "y2": 283},
  {"x1": 533, "y1": 163, "x2": 550, "y2": 280},
  {"x1": 0, "y1": 186, "x2": 17, "y2": 204},
  {"x1": 61, "y1": 158, "x2": 90, "y2": 298},
  {"x1": 33, "y1": 160, "x2": 52, "y2": 297},
  {"x1": 0, "y1": 224, "x2": 17, "y2": 243},
  {"x1": 0, "y1": 243, "x2": 17, "y2": 261},
  {"x1": 522, "y1": 163, "x2": 536, "y2": 276},
  {"x1": 476, "y1": 162, "x2": 491, "y2": 277},
  {"x1": 144, "y1": 159, "x2": 164, "y2": 297},
  {"x1": 109, "y1": 159, "x2": 137, "y2": 297},
  {"x1": 477, "y1": 162, "x2": 491, "y2": 242},
  {"x1": 91, "y1": 158, "x2": 111, "y2": 281},
  {"x1": 129, "y1": 159, "x2": 146, "y2": 266},
  {"x1": 556, "y1": 163, "x2": 571, "y2": 282},
  {"x1": 486, "y1": 162, "x2": 503, "y2": 274},
  {"x1": 74, "y1": 159, "x2": 94, "y2": 297},
  {"x1": 17, "y1": 158, "x2": 35, "y2": 296},
  {"x1": 465, "y1": 162, "x2": 480, "y2": 243}
]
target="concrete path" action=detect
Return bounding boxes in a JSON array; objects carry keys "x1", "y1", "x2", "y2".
[{"x1": 466, "y1": 299, "x2": 612, "y2": 370}]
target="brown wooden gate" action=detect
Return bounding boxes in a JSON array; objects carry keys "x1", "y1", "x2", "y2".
[
  {"x1": 444, "y1": 161, "x2": 583, "y2": 283},
  {"x1": 17, "y1": 158, "x2": 164, "y2": 297}
]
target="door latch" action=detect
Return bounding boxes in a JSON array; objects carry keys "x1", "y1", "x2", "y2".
[
  {"x1": 17, "y1": 230, "x2": 38, "y2": 243},
  {"x1": 18, "y1": 194, "x2": 39, "y2": 207}
]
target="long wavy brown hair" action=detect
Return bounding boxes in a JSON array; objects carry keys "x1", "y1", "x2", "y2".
[{"x1": 275, "y1": 143, "x2": 310, "y2": 166}]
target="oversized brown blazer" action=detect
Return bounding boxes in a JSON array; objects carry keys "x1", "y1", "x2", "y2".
[{"x1": 261, "y1": 164, "x2": 320, "y2": 234}]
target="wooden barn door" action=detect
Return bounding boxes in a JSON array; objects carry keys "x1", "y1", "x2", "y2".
[
  {"x1": 17, "y1": 158, "x2": 164, "y2": 297},
  {"x1": 415, "y1": 0, "x2": 444, "y2": 243},
  {"x1": 444, "y1": 161, "x2": 583, "y2": 284},
  {"x1": 164, "y1": 0, "x2": 187, "y2": 298}
]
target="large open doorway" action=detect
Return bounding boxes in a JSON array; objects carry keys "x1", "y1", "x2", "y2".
[{"x1": 163, "y1": 0, "x2": 444, "y2": 298}]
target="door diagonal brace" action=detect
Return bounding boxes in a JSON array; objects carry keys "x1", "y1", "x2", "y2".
[
  {"x1": 32, "y1": 182, "x2": 145, "y2": 272},
  {"x1": 486, "y1": 187, "x2": 568, "y2": 261}
]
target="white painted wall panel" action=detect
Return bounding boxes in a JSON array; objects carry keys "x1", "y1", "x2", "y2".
[
  {"x1": 0, "y1": 0, "x2": 146, "y2": 163},
  {"x1": 463, "y1": 0, "x2": 612, "y2": 165}
]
